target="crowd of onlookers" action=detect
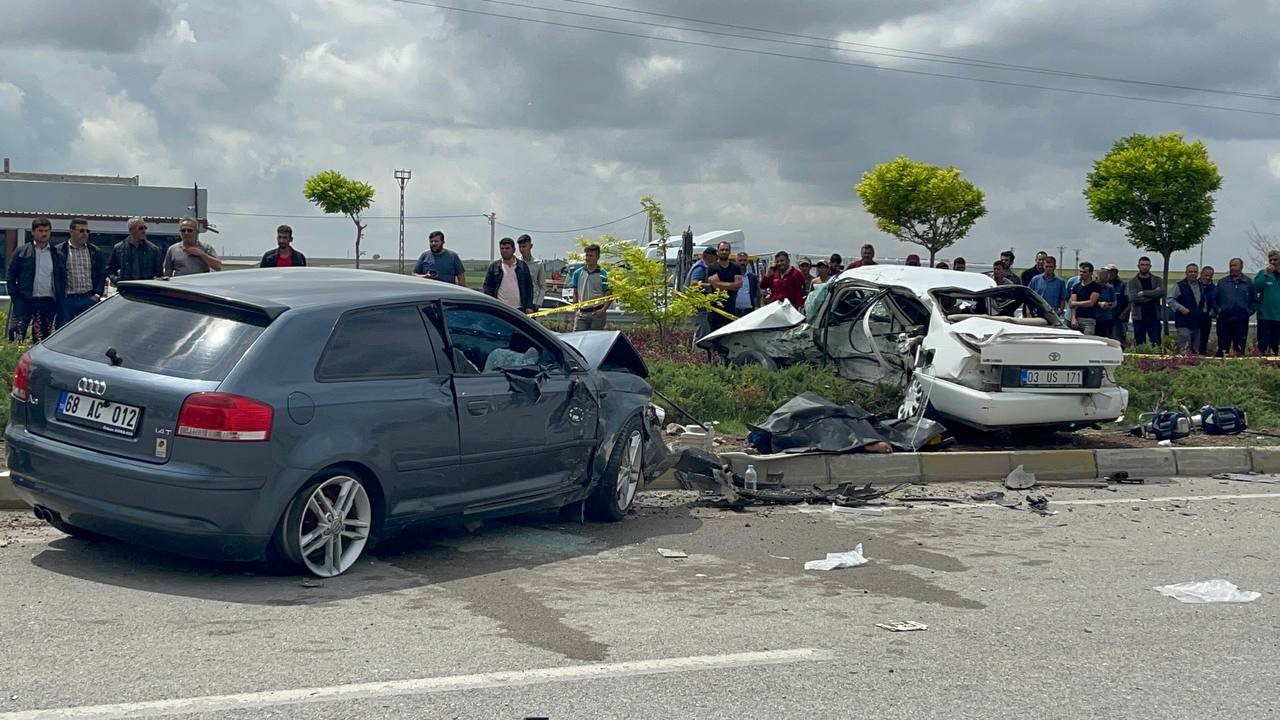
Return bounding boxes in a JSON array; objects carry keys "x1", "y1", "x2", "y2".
[
  {"x1": 680, "y1": 240, "x2": 1280, "y2": 357},
  {"x1": 11, "y1": 216, "x2": 1279, "y2": 357}
]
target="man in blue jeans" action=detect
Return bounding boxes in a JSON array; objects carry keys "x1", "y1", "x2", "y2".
[
  {"x1": 1127, "y1": 256, "x2": 1165, "y2": 347},
  {"x1": 57, "y1": 217, "x2": 108, "y2": 327}
]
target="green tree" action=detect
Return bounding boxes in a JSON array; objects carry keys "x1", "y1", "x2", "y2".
[
  {"x1": 855, "y1": 156, "x2": 987, "y2": 266},
  {"x1": 1084, "y1": 132, "x2": 1223, "y2": 332},
  {"x1": 568, "y1": 197, "x2": 723, "y2": 340},
  {"x1": 303, "y1": 170, "x2": 375, "y2": 268}
]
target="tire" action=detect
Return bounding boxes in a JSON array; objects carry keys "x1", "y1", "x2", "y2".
[
  {"x1": 730, "y1": 349, "x2": 778, "y2": 370},
  {"x1": 276, "y1": 472, "x2": 375, "y2": 577},
  {"x1": 587, "y1": 416, "x2": 644, "y2": 521},
  {"x1": 897, "y1": 376, "x2": 928, "y2": 420}
]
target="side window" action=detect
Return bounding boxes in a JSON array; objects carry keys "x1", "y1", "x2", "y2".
[
  {"x1": 316, "y1": 306, "x2": 438, "y2": 381},
  {"x1": 444, "y1": 306, "x2": 559, "y2": 375}
]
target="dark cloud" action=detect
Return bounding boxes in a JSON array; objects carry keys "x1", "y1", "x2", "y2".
[{"x1": 6, "y1": 0, "x2": 171, "y2": 53}]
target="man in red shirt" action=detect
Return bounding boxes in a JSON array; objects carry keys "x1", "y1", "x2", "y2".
[
  {"x1": 760, "y1": 250, "x2": 807, "y2": 308},
  {"x1": 260, "y1": 224, "x2": 308, "y2": 267},
  {"x1": 848, "y1": 243, "x2": 877, "y2": 268}
]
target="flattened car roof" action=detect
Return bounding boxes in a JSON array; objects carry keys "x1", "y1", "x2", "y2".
[{"x1": 836, "y1": 265, "x2": 995, "y2": 295}]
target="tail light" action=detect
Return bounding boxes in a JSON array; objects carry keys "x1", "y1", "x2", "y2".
[
  {"x1": 177, "y1": 393, "x2": 273, "y2": 441},
  {"x1": 11, "y1": 352, "x2": 31, "y2": 402}
]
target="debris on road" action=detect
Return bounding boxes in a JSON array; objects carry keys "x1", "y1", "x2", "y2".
[
  {"x1": 833, "y1": 482, "x2": 908, "y2": 507},
  {"x1": 657, "y1": 548, "x2": 689, "y2": 559},
  {"x1": 1153, "y1": 579, "x2": 1261, "y2": 604},
  {"x1": 1211, "y1": 473, "x2": 1280, "y2": 485},
  {"x1": 1004, "y1": 465, "x2": 1037, "y2": 490},
  {"x1": 970, "y1": 491, "x2": 1005, "y2": 502},
  {"x1": 1026, "y1": 494, "x2": 1056, "y2": 516},
  {"x1": 805, "y1": 543, "x2": 869, "y2": 571},
  {"x1": 876, "y1": 621, "x2": 929, "y2": 632}
]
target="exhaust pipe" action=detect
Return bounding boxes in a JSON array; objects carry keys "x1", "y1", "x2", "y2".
[{"x1": 32, "y1": 506, "x2": 49, "y2": 521}]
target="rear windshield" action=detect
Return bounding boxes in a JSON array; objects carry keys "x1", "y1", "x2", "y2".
[{"x1": 43, "y1": 296, "x2": 266, "y2": 381}]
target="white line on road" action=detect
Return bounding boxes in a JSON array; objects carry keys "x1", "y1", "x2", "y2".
[
  {"x1": 0, "y1": 648, "x2": 834, "y2": 720},
  {"x1": 872, "y1": 490, "x2": 1280, "y2": 512}
]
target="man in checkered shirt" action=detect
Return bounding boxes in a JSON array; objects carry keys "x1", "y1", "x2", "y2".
[{"x1": 57, "y1": 217, "x2": 108, "y2": 327}]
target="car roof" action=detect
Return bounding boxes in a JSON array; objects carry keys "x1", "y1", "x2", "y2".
[
  {"x1": 123, "y1": 268, "x2": 484, "y2": 315},
  {"x1": 836, "y1": 265, "x2": 996, "y2": 295}
]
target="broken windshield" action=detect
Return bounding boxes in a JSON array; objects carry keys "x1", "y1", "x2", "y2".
[{"x1": 930, "y1": 286, "x2": 1065, "y2": 327}]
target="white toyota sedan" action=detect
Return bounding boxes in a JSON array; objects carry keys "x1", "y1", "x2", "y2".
[{"x1": 699, "y1": 265, "x2": 1129, "y2": 432}]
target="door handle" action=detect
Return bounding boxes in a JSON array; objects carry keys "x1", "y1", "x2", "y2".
[{"x1": 467, "y1": 400, "x2": 490, "y2": 416}]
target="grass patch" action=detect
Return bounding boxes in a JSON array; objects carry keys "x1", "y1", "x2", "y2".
[
  {"x1": 1117, "y1": 356, "x2": 1280, "y2": 426},
  {"x1": 648, "y1": 358, "x2": 900, "y2": 431}
]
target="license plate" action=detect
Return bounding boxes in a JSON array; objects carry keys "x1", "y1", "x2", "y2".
[
  {"x1": 1019, "y1": 369, "x2": 1083, "y2": 387},
  {"x1": 57, "y1": 391, "x2": 141, "y2": 436}
]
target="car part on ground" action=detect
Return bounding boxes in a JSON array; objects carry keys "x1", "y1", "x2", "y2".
[{"x1": 746, "y1": 392, "x2": 947, "y2": 454}]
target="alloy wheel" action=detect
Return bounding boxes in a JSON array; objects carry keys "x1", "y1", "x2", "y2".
[{"x1": 296, "y1": 475, "x2": 371, "y2": 577}]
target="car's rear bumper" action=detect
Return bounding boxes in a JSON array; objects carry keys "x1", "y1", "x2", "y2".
[
  {"x1": 923, "y1": 376, "x2": 1128, "y2": 430},
  {"x1": 5, "y1": 426, "x2": 294, "y2": 562}
]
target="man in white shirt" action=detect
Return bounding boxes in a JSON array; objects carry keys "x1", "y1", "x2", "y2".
[
  {"x1": 481, "y1": 237, "x2": 536, "y2": 313},
  {"x1": 517, "y1": 234, "x2": 546, "y2": 307}
]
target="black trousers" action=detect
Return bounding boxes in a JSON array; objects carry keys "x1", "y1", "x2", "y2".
[
  {"x1": 1216, "y1": 315, "x2": 1249, "y2": 356},
  {"x1": 1259, "y1": 319, "x2": 1280, "y2": 355},
  {"x1": 1196, "y1": 316, "x2": 1213, "y2": 356}
]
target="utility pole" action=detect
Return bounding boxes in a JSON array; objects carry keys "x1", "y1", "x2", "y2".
[
  {"x1": 486, "y1": 212, "x2": 496, "y2": 262},
  {"x1": 394, "y1": 169, "x2": 412, "y2": 274},
  {"x1": 1057, "y1": 245, "x2": 1066, "y2": 264},
  {"x1": 1073, "y1": 248, "x2": 1082, "y2": 268}
]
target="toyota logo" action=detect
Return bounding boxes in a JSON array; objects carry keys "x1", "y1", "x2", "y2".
[
  {"x1": 1048, "y1": 352, "x2": 1062, "y2": 362},
  {"x1": 77, "y1": 377, "x2": 107, "y2": 396}
]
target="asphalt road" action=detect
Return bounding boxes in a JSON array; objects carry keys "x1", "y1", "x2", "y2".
[{"x1": 1, "y1": 477, "x2": 1278, "y2": 719}]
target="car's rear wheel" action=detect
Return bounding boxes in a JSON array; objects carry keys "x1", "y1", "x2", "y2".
[
  {"x1": 278, "y1": 473, "x2": 373, "y2": 577},
  {"x1": 587, "y1": 417, "x2": 644, "y2": 521}
]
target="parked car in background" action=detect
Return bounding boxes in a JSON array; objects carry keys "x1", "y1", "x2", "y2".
[
  {"x1": 7, "y1": 269, "x2": 656, "y2": 576},
  {"x1": 699, "y1": 265, "x2": 1128, "y2": 432}
]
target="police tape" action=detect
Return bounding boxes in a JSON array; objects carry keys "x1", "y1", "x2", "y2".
[
  {"x1": 526, "y1": 294, "x2": 619, "y2": 319},
  {"x1": 526, "y1": 293, "x2": 738, "y2": 321}
]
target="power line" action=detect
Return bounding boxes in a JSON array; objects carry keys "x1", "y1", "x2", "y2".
[
  {"x1": 495, "y1": 208, "x2": 647, "y2": 234},
  {"x1": 389, "y1": 0, "x2": 1280, "y2": 118},
  {"x1": 208, "y1": 210, "x2": 488, "y2": 220},
  {"x1": 546, "y1": 0, "x2": 1280, "y2": 103}
]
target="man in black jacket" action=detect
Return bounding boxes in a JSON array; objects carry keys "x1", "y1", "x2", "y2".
[
  {"x1": 7, "y1": 217, "x2": 64, "y2": 341},
  {"x1": 482, "y1": 237, "x2": 536, "y2": 313},
  {"x1": 107, "y1": 217, "x2": 164, "y2": 284},
  {"x1": 58, "y1": 217, "x2": 108, "y2": 327},
  {"x1": 260, "y1": 224, "x2": 308, "y2": 267}
]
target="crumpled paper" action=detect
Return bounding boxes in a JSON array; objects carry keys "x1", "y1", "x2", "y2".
[
  {"x1": 1152, "y1": 579, "x2": 1261, "y2": 604},
  {"x1": 804, "y1": 543, "x2": 869, "y2": 571}
]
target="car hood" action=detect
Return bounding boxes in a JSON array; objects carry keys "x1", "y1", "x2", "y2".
[
  {"x1": 558, "y1": 330, "x2": 649, "y2": 378},
  {"x1": 697, "y1": 301, "x2": 806, "y2": 348}
]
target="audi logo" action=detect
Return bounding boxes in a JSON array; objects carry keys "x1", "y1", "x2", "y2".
[
  {"x1": 77, "y1": 377, "x2": 107, "y2": 396},
  {"x1": 1048, "y1": 352, "x2": 1062, "y2": 362}
]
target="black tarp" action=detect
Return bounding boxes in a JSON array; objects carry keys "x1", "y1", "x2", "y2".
[{"x1": 748, "y1": 392, "x2": 945, "y2": 454}]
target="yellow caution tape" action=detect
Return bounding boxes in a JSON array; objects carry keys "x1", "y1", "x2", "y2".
[{"x1": 527, "y1": 294, "x2": 619, "y2": 319}]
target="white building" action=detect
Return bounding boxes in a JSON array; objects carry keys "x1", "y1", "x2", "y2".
[{"x1": 0, "y1": 158, "x2": 209, "y2": 270}]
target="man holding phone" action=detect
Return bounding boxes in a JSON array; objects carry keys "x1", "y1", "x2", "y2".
[{"x1": 413, "y1": 230, "x2": 466, "y2": 286}]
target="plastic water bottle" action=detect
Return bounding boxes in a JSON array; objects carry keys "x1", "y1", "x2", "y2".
[{"x1": 744, "y1": 464, "x2": 758, "y2": 491}]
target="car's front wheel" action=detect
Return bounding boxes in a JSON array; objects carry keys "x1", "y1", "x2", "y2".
[
  {"x1": 587, "y1": 417, "x2": 644, "y2": 521},
  {"x1": 278, "y1": 472, "x2": 374, "y2": 577}
]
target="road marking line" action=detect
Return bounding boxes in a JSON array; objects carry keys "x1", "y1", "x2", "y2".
[
  {"x1": 872, "y1": 491, "x2": 1280, "y2": 512},
  {"x1": 0, "y1": 648, "x2": 833, "y2": 720}
]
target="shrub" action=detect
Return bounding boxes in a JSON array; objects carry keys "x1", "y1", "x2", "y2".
[
  {"x1": 0, "y1": 340, "x2": 27, "y2": 427},
  {"x1": 648, "y1": 359, "x2": 900, "y2": 432},
  {"x1": 1117, "y1": 357, "x2": 1280, "y2": 426}
]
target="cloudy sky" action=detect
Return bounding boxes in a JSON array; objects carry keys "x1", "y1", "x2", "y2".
[{"x1": 3, "y1": 0, "x2": 1279, "y2": 268}]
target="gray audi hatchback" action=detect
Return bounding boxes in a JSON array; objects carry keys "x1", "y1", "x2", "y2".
[{"x1": 7, "y1": 269, "x2": 654, "y2": 576}]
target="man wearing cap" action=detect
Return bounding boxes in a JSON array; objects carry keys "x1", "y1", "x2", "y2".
[
  {"x1": 688, "y1": 246, "x2": 719, "y2": 344},
  {"x1": 905, "y1": 254, "x2": 921, "y2": 267},
  {"x1": 760, "y1": 251, "x2": 807, "y2": 309},
  {"x1": 797, "y1": 257, "x2": 814, "y2": 293},
  {"x1": 812, "y1": 260, "x2": 833, "y2": 287}
]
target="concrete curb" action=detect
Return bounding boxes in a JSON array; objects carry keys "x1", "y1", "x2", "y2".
[
  {"x1": 646, "y1": 446, "x2": 1280, "y2": 490},
  {"x1": 0, "y1": 471, "x2": 25, "y2": 510}
]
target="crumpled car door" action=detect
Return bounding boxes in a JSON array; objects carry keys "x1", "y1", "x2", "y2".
[{"x1": 815, "y1": 281, "x2": 911, "y2": 386}]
